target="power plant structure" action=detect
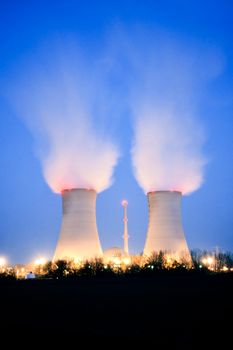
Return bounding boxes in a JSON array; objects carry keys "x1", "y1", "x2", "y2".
[
  {"x1": 143, "y1": 191, "x2": 191, "y2": 261},
  {"x1": 103, "y1": 199, "x2": 130, "y2": 264},
  {"x1": 122, "y1": 200, "x2": 129, "y2": 255},
  {"x1": 53, "y1": 188, "x2": 103, "y2": 261},
  {"x1": 53, "y1": 188, "x2": 191, "y2": 263}
]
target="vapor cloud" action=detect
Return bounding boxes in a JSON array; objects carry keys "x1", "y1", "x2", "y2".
[
  {"x1": 132, "y1": 107, "x2": 206, "y2": 195},
  {"x1": 128, "y1": 31, "x2": 223, "y2": 195},
  {"x1": 8, "y1": 41, "x2": 119, "y2": 193},
  {"x1": 6, "y1": 30, "x2": 223, "y2": 196}
]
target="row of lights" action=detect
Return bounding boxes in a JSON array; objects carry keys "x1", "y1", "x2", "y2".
[
  {"x1": 200, "y1": 256, "x2": 233, "y2": 272},
  {"x1": 1, "y1": 254, "x2": 233, "y2": 274},
  {"x1": 0, "y1": 256, "x2": 48, "y2": 277},
  {"x1": 0, "y1": 256, "x2": 131, "y2": 268}
]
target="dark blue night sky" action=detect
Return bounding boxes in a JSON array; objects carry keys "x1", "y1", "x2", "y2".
[{"x1": 0, "y1": 0, "x2": 233, "y2": 264}]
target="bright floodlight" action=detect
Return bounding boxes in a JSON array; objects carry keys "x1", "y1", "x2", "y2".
[
  {"x1": 207, "y1": 257, "x2": 214, "y2": 265},
  {"x1": 123, "y1": 257, "x2": 131, "y2": 265},
  {"x1": 202, "y1": 256, "x2": 214, "y2": 266},
  {"x1": 34, "y1": 257, "x2": 46, "y2": 266},
  {"x1": 0, "y1": 257, "x2": 6, "y2": 267}
]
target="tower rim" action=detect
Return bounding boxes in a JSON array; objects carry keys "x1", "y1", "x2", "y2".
[
  {"x1": 61, "y1": 188, "x2": 97, "y2": 194},
  {"x1": 147, "y1": 190, "x2": 182, "y2": 195}
]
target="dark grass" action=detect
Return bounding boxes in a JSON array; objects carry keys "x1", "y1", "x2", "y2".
[{"x1": 0, "y1": 272, "x2": 232, "y2": 344}]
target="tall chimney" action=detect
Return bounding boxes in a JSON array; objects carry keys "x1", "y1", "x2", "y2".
[
  {"x1": 53, "y1": 188, "x2": 103, "y2": 261},
  {"x1": 144, "y1": 191, "x2": 191, "y2": 260},
  {"x1": 121, "y1": 200, "x2": 129, "y2": 255}
]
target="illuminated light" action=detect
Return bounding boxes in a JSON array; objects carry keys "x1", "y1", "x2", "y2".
[
  {"x1": 123, "y1": 257, "x2": 131, "y2": 265},
  {"x1": 207, "y1": 257, "x2": 214, "y2": 265},
  {"x1": 112, "y1": 257, "x2": 121, "y2": 265},
  {"x1": 0, "y1": 257, "x2": 6, "y2": 268},
  {"x1": 104, "y1": 265, "x2": 108, "y2": 269},
  {"x1": 230, "y1": 268, "x2": 233, "y2": 271},
  {"x1": 221, "y1": 266, "x2": 228, "y2": 272},
  {"x1": 199, "y1": 265, "x2": 202, "y2": 268},
  {"x1": 151, "y1": 265, "x2": 154, "y2": 269},
  {"x1": 165, "y1": 255, "x2": 174, "y2": 266},
  {"x1": 34, "y1": 257, "x2": 47, "y2": 266},
  {"x1": 121, "y1": 199, "x2": 128, "y2": 207},
  {"x1": 202, "y1": 256, "x2": 214, "y2": 266},
  {"x1": 74, "y1": 257, "x2": 81, "y2": 265}
]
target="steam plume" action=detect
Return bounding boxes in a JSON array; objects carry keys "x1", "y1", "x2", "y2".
[
  {"x1": 8, "y1": 41, "x2": 119, "y2": 193},
  {"x1": 132, "y1": 107, "x2": 206, "y2": 195},
  {"x1": 129, "y1": 31, "x2": 223, "y2": 195}
]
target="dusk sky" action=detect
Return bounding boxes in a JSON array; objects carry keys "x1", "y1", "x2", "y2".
[{"x1": 0, "y1": 0, "x2": 233, "y2": 264}]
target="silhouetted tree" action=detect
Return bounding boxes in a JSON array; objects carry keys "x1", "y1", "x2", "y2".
[{"x1": 43, "y1": 260, "x2": 73, "y2": 279}]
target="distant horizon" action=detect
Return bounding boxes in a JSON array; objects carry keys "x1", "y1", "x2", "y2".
[{"x1": 2, "y1": 243, "x2": 233, "y2": 267}]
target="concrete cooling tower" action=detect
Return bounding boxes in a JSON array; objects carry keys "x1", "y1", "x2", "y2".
[
  {"x1": 53, "y1": 188, "x2": 103, "y2": 261},
  {"x1": 143, "y1": 191, "x2": 191, "y2": 261}
]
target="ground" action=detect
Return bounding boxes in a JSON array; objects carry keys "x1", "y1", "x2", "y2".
[{"x1": 0, "y1": 272, "x2": 232, "y2": 344}]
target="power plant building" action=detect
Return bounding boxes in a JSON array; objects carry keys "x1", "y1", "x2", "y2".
[
  {"x1": 53, "y1": 188, "x2": 103, "y2": 261},
  {"x1": 144, "y1": 191, "x2": 191, "y2": 260}
]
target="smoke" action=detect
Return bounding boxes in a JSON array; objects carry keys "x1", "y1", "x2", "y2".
[
  {"x1": 7, "y1": 40, "x2": 119, "y2": 193},
  {"x1": 128, "y1": 30, "x2": 223, "y2": 195}
]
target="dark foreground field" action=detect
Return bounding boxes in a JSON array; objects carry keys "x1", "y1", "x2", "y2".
[{"x1": 0, "y1": 272, "x2": 232, "y2": 344}]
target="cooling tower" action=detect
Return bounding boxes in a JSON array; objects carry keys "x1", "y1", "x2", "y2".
[
  {"x1": 53, "y1": 188, "x2": 103, "y2": 261},
  {"x1": 143, "y1": 191, "x2": 191, "y2": 260}
]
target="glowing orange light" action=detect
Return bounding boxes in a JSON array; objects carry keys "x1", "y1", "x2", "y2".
[
  {"x1": 202, "y1": 256, "x2": 215, "y2": 270},
  {"x1": 123, "y1": 257, "x2": 131, "y2": 265},
  {"x1": 221, "y1": 266, "x2": 228, "y2": 272},
  {"x1": 0, "y1": 257, "x2": 6, "y2": 267},
  {"x1": 207, "y1": 257, "x2": 214, "y2": 265},
  {"x1": 112, "y1": 257, "x2": 121, "y2": 265},
  {"x1": 34, "y1": 257, "x2": 47, "y2": 266}
]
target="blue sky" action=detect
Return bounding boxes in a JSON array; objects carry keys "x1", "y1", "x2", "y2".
[{"x1": 0, "y1": 0, "x2": 233, "y2": 264}]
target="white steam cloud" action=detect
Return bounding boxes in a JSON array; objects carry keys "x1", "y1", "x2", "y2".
[
  {"x1": 5, "y1": 30, "x2": 223, "y2": 196},
  {"x1": 132, "y1": 107, "x2": 206, "y2": 195},
  {"x1": 8, "y1": 41, "x2": 119, "y2": 193},
  {"x1": 128, "y1": 31, "x2": 223, "y2": 195}
]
